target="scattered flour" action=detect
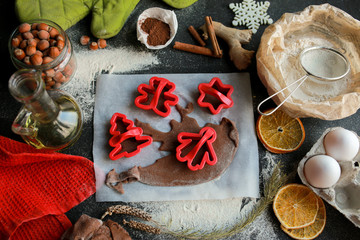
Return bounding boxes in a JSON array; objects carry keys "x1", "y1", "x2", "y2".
[
  {"x1": 62, "y1": 47, "x2": 159, "y2": 122},
  {"x1": 261, "y1": 151, "x2": 278, "y2": 180},
  {"x1": 139, "y1": 198, "x2": 256, "y2": 232},
  {"x1": 135, "y1": 151, "x2": 280, "y2": 239},
  {"x1": 236, "y1": 208, "x2": 278, "y2": 239}
]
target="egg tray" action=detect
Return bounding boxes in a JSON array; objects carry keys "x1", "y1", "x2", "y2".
[{"x1": 298, "y1": 127, "x2": 360, "y2": 228}]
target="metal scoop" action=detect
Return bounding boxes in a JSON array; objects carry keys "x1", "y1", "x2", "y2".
[{"x1": 257, "y1": 46, "x2": 350, "y2": 116}]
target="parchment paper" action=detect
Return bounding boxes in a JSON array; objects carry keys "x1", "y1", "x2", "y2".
[
  {"x1": 93, "y1": 73, "x2": 259, "y2": 202},
  {"x1": 257, "y1": 4, "x2": 360, "y2": 120}
]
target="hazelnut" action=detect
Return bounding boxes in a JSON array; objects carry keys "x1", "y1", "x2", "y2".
[
  {"x1": 48, "y1": 46, "x2": 60, "y2": 58},
  {"x1": 57, "y1": 40, "x2": 65, "y2": 50},
  {"x1": 15, "y1": 34, "x2": 23, "y2": 42},
  {"x1": 18, "y1": 23, "x2": 31, "y2": 33},
  {"x1": 11, "y1": 38, "x2": 20, "y2": 48},
  {"x1": 97, "y1": 38, "x2": 107, "y2": 49},
  {"x1": 22, "y1": 32, "x2": 34, "y2": 40},
  {"x1": 63, "y1": 64, "x2": 74, "y2": 76},
  {"x1": 80, "y1": 35, "x2": 90, "y2": 45},
  {"x1": 38, "y1": 30, "x2": 50, "y2": 40},
  {"x1": 23, "y1": 56, "x2": 31, "y2": 65},
  {"x1": 49, "y1": 28, "x2": 59, "y2": 38},
  {"x1": 42, "y1": 56, "x2": 54, "y2": 64},
  {"x1": 14, "y1": 48, "x2": 25, "y2": 60},
  {"x1": 19, "y1": 40, "x2": 27, "y2": 49},
  {"x1": 31, "y1": 23, "x2": 38, "y2": 30},
  {"x1": 45, "y1": 69, "x2": 56, "y2": 77},
  {"x1": 27, "y1": 38, "x2": 37, "y2": 47},
  {"x1": 47, "y1": 80, "x2": 56, "y2": 87},
  {"x1": 49, "y1": 39, "x2": 57, "y2": 46},
  {"x1": 42, "y1": 48, "x2": 50, "y2": 56},
  {"x1": 30, "y1": 54, "x2": 43, "y2": 65},
  {"x1": 54, "y1": 71, "x2": 65, "y2": 82},
  {"x1": 37, "y1": 39, "x2": 50, "y2": 51},
  {"x1": 31, "y1": 30, "x2": 39, "y2": 37},
  {"x1": 35, "y1": 50, "x2": 43, "y2": 57},
  {"x1": 89, "y1": 42, "x2": 98, "y2": 50},
  {"x1": 37, "y1": 23, "x2": 49, "y2": 31},
  {"x1": 25, "y1": 45, "x2": 36, "y2": 56},
  {"x1": 57, "y1": 35, "x2": 65, "y2": 42}
]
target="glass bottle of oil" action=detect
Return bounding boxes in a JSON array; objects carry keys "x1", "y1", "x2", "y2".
[{"x1": 8, "y1": 69, "x2": 83, "y2": 151}]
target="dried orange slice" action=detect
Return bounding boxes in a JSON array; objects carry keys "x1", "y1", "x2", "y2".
[
  {"x1": 273, "y1": 184, "x2": 319, "y2": 229},
  {"x1": 256, "y1": 109, "x2": 305, "y2": 153},
  {"x1": 281, "y1": 196, "x2": 326, "y2": 239}
]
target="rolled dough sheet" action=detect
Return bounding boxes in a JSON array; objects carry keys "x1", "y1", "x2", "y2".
[{"x1": 93, "y1": 73, "x2": 259, "y2": 202}]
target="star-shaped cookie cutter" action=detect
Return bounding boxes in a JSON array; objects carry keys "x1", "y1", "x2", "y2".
[
  {"x1": 197, "y1": 77, "x2": 234, "y2": 115},
  {"x1": 109, "y1": 113, "x2": 152, "y2": 160},
  {"x1": 135, "y1": 77, "x2": 179, "y2": 117},
  {"x1": 176, "y1": 127, "x2": 217, "y2": 171}
]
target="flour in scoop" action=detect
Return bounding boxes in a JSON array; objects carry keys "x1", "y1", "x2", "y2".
[
  {"x1": 62, "y1": 47, "x2": 159, "y2": 122},
  {"x1": 295, "y1": 47, "x2": 351, "y2": 101},
  {"x1": 300, "y1": 47, "x2": 349, "y2": 79},
  {"x1": 277, "y1": 39, "x2": 351, "y2": 102}
]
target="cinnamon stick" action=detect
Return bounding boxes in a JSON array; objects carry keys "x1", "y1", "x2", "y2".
[
  {"x1": 205, "y1": 16, "x2": 221, "y2": 57},
  {"x1": 173, "y1": 41, "x2": 222, "y2": 58},
  {"x1": 188, "y1": 25, "x2": 206, "y2": 47}
]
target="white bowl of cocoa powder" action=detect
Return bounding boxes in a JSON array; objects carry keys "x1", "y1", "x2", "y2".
[{"x1": 137, "y1": 7, "x2": 178, "y2": 50}]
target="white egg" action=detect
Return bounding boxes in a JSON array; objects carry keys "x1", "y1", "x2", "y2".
[
  {"x1": 304, "y1": 155, "x2": 341, "y2": 188},
  {"x1": 323, "y1": 128, "x2": 359, "y2": 161}
]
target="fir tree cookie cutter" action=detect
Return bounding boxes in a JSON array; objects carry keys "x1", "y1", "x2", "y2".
[
  {"x1": 229, "y1": 0, "x2": 273, "y2": 33},
  {"x1": 109, "y1": 113, "x2": 152, "y2": 160},
  {"x1": 135, "y1": 76, "x2": 179, "y2": 117},
  {"x1": 197, "y1": 77, "x2": 234, "y2": 115},
  {"x1": 176, "y1": 127, "x2": 217, "y2": 171}
]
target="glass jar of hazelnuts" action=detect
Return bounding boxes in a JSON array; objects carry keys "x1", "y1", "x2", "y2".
[{"x1": 8, "y1": 19, "x2": 76, "y2": 90}]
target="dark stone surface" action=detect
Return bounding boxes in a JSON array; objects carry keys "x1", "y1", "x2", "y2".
[{"x1": 1, "y1": 0, "x2": 360, "y2": 239}]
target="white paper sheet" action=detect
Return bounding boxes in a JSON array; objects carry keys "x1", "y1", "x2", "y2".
[{"x1": 93, "y1": 73, "x2": 259, "y2": 202}]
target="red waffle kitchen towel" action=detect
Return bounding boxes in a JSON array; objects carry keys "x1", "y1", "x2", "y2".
[{"x1": 0, "y1": 136, "x2": 96, "y2": 239}]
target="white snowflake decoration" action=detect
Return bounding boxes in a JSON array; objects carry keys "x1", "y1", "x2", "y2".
[{"x1": 229, "y1": 0, "x2": 273, "y2": 33}]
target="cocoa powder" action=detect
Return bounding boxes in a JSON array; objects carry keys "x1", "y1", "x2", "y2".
[{"x1": 141, "y1": 18, "x2": 170, "y2": 46}]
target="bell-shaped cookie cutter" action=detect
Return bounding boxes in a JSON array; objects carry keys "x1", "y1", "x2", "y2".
[
  {"x1": 135, "y1": 76, "x2": 179, "y2": 117},
  {"x1": 176, "y1": 127, "x2": 217, "y2": 171},
  {"x1": 109, "y1": 113, "x2": 152, "y2": 160},
  {"x1": 197, "y1": 77, "x2": 234, "y2": 115}
]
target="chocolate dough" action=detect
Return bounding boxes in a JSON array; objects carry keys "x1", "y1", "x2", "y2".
[
  {"x1": 106, "y1": 103, "x2": 239, "y2": 193},
  {"x1": 61, "y1": 214, "x2": 131, "y2": 240},
  {"x1": 105, "y1": 220, "x2": 131, "y2": 240}
]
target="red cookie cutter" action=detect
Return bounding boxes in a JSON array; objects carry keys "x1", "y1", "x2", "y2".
[
  {"x1": 197, "y1": 77, "x2": 234, "y2": 115},
  {"x1": 135, "y1": 77, "x2": 179, "y2": 117},
  {"x1": 109, "y1": 113, "x2": 152, "y2": 160},
  {"x1": 176, "y1": 127, "x2": 217, "y2": 171}
]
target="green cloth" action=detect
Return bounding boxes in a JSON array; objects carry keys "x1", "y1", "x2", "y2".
[
  {"x1": 15, "y1": 0, "x2": 198, "y2": 39},
  {"x1": 162, "y1": 0, "x2": 198, "y2": 9}
]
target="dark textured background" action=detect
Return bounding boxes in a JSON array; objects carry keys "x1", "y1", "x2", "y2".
[{"x1": 1, "y1": 0, "x2": 360, "y2": 239}]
